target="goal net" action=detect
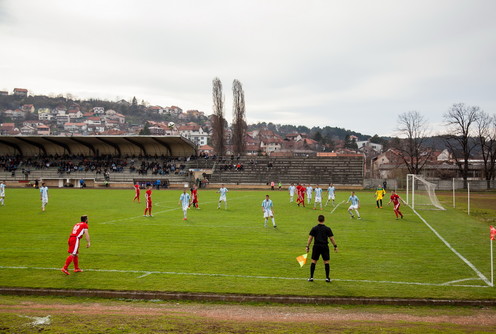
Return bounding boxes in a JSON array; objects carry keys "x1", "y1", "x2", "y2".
[{"x1": 406, "y1": 174, "x2": 445, "y2": 210}]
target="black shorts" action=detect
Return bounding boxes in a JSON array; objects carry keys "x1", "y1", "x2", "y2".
[{"x1": 311, "y1": 244, "x2": 330, "y2": 261}]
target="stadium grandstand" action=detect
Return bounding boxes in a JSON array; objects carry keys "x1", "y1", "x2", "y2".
[{"x1": 0, "y1": 135, "x2": 364, "y2": 189}]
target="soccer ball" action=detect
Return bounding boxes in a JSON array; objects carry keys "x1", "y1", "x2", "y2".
[{"x1": 168, "y1": 121, "x2": 175, "y2": 129}]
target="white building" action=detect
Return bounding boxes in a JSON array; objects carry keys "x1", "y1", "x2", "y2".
[{"x1": 177, "y1": 123, "x2": 210, "y2": 146}]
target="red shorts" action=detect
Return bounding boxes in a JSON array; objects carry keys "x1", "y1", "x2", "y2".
[
  {"x1": 146, "y1": 200, "x2": 152, "y2": 209},
  {"x1": 67, "y1": 236, "x2": 81, "y2": 255}
]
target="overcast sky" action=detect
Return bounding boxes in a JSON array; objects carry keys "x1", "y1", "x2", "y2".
[{"x1": 1, "y1": 0, "x2": 495, "y2": 136}]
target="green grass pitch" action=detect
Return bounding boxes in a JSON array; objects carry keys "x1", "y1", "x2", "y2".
[{"x1": 0, "y1": 187, "x2": 494, "y2": 300}]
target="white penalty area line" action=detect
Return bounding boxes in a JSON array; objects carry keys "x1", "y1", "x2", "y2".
[
  {"x1": 329, "y1": 200, "x2": 345, "y2": 214},
  {"x1": 0, "y1": 266, "x2": 488, "y2": 288},
  {"x1": 409, "y1": 206, "x2": 493, "y2": 287}
]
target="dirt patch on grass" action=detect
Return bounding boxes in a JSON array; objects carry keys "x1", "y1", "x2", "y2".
[{"x1": 2, "y1": 301, "x2": 496, "y2": 327}]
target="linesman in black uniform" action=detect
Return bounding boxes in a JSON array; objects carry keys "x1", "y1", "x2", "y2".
[{"x1": 305, "y1": 215, "x2": 338, "y2": 282}]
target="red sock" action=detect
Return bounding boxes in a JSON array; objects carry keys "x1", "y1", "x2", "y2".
[
  {"x1": 64, "y1": 255, "x2": 73, "y2": 269},
  {"x1": 73, "y1": 256, "x2": 79, "y2": 269}
]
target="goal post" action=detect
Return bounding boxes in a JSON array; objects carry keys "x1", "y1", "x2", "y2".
[{"x1": 406, "y1": 174, "x2": 445, "y2": 210}]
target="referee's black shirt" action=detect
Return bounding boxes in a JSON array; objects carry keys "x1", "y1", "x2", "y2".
[{"x1": 309, "y1": 224, "x2": 333, "y2": 245}]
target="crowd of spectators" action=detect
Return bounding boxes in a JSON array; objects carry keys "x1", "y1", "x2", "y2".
[{"x1": 0, "y1": 154, "x2": 192, "y2": 176}]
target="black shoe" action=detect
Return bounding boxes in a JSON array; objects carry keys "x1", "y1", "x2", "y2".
[
  {"x1": 308, "y1": 278, "x2": 314, "y2": 282},
  {"x1": 273, "y1": 225, "x2": 277, "y2": 228},
  {"x1": 325, "y1": 278, "x2": 331, "y2": 283}
]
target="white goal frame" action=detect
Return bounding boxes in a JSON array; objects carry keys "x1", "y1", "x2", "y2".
[{"x1": 406, "y1": 174, "x2": 445, "y2": 210}]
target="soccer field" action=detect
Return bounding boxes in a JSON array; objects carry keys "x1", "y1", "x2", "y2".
[{"x1": 0, "y1": 187, "x2": 494, "y2": 300}]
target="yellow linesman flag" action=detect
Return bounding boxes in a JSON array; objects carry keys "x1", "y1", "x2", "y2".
[{"x1": 296, "y1": 253, "x2": 308, "y2": 267}]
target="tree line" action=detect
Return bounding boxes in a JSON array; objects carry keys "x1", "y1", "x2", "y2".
[{"x1": 392, "y1": 103, "x2": 496, "y2": 189}]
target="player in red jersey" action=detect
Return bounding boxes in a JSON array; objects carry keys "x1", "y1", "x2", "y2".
[
  {"x1": 388, "y1": 190, "x2": 406, "y2": 219},
  {"x1": 61, "y1": 215, "x2": 91, "y2": 275},
  {"x1": 144, "y1": 185, "x2": 153, "y2": 217},
  {"x1": 133, "y1": 182, "x2": 140, "y2": 203},
  {"x1": 297, "y1": 184, "x2": 306, "y2": 207},
  {"x1": 190, "y1": 184, "x2": 199, "y2": 209},
  {"x1": 295, "y1": 183, "x2": 302, "y2": 206}
]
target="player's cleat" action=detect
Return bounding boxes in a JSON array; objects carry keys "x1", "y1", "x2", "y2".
[
  {"x1": 350, "y1": 215, "x2": 354, "y2": 219},
  {"x1": 326, "y1": 278, "x2": 331, "y2": 283},
  {"x1": 307, "y1": 278, "x2": 314, "y2": 282},
  {"x1": 74, "y1": 268, "x2": 83, "y2": 273},
  {"x1": 183, "y1": 218, "x2": 187, "y2": 221},
  {"x1": 61, "y1": 268, "x2": 70, "y2": 275},
  {"x1": 380, "y1": 206, "x2": 383, "y2": 208},
  {"x1": 273, "y1": 225, "x2": 277, "y2": 228},
  {"x1": 401, "y1": 216, "x2": 404, "y2": 219},
  {"x1": 357, "y1": 217, "x2": 362, "y2": 220}
]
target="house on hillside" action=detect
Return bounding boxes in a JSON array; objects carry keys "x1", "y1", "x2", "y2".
[
  {"x1": 21, "y1": 104, "x2": 35, "y2": 113},
  {"x1": 64, "y1": 122, "x2": 87, "y2": 132},
  {"x1": 56, "y1": 114, "x2": 70, "y2": 126},
  {"x1": 0, "y1": 123, "x2": 19, "y2": 135},
  {"x1": 0, "y1": 91, "x2": 8, "y2": 96},
  {"x1": 68, "y1": 109, "x2": 83, "y2": 120},
  {"x1": 148, "y1": 106, "x2": 164, "y2": 114},
  {"x1": 356, "y1": 140, "x2": 383, "y2": 154},
  {"x1": 36, "y1": 124, "x2": 51, "y2": 135},
  {"x1": 13, "y1": 88, "x2": 28, "y2": 97},
  {"x1": 20, "y1": 125, "x2": 36, "y2": 135},
  {"x1": 93, "y1": 107, "x2": 104, "y2": 114},
  {"x1": 37, "y1": 108, "x2": 52, "y2": 121}
]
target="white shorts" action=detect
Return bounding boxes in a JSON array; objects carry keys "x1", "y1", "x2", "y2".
[
  {"x1": 182, "y1": 204, "x2": 189, "y2": 211},
  {"x1": 348, "y1": 204, "x2": 358, "y2": 210},
  {"x1": 314, "y1": 196, "x2": 322, "y2": 203},
  {"x1": 219, "y1": 195, "x2": 227, "y2": 202},
  {"x1": 41, "y1": 198, "x2": 48, "y2": 205},
  {"x1": 328, "y1": 194, "x2": 335, "y2": 200},
  {"x1": 263, "y1": 210, "x2": 273, "y2": 218}
]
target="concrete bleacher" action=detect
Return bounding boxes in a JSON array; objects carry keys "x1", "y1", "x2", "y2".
[
  {"x1": 1, "y1": 155, "x2": 364, "y2": 188},
  {"x1": 208, "y1": 156, "x2": 364, "y2": 186}
]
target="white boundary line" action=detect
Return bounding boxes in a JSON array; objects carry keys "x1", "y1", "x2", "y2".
[
  {"x1": 0, "y1": 266, "x2": 488, "y2": 288},
  {"x1": 409, "y1": 206, "x2": 492, "y2": 287}
]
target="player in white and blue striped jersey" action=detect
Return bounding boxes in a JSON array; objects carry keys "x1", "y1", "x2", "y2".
[{"x1": 261, "y1": 194, "x2": 276, "y2": 228}]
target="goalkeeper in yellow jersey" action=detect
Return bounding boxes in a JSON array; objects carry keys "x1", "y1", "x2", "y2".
[{"x1": 374, "y1": 185, "x2": 386, "y2": 208}]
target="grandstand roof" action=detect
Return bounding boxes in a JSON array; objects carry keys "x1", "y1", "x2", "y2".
[{"x1": 0, "y1": 135, "x2": 197, "y2": 157}]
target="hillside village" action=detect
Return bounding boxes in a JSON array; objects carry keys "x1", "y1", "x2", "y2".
[
  {"x1": 0, "y1": 88, "x2": 372, "y2": 157},
  {"x1": 0, "y1": 88, "x2": 487, "y2": 182}
]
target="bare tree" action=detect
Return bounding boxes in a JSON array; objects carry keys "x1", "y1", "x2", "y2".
[
  {"x1": 443, "y1": 103, "x2": 480, "y2": 188},
  {"x1": 392, "y1": 111, "x2": 432, "y2": 175},
  {"x1": 212, "y1": 77, "x2": 226, "y2": 156},
  {"x1": 475, "y1": 111, "x2": 496, "y2": 189},
  {"x1": 232, "y1": 79, "x2": 247, "y2": 156}
]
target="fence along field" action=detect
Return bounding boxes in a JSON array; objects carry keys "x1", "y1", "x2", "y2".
[{"x1": 0, "y1": 187, "x2": 494, "y2": 300}]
